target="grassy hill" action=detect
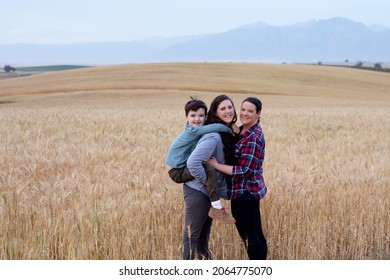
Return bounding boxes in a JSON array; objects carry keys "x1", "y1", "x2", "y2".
[
  {"x1": 1, "y1": 63, "x2": 389, "y2": 102},
  {"x1": 16, "y1": 65, "x2": 90, "y2": 72}
]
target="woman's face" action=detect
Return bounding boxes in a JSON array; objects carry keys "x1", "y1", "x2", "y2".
[
  {"x1": 215, "y1": 99, "x2": 235, "y2": 125},
  {"x1": 240, "y1": 101, "x2": 260, "y2": 128}
]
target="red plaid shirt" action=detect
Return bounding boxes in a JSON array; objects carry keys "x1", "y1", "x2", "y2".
[{"x1": 229, "y1": 123, "x2": 267, "y2": 200}]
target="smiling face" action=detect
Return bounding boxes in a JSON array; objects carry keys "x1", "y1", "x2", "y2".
[
  {"x1": 240, "y1": 101, "x2": 261, "y2": 129},
  {"x1": 215, "y1": 99, "x2": 235, "y2": 125},
  {"x1": 187, "y1": 108, "x2": 206, "y2": 127}
]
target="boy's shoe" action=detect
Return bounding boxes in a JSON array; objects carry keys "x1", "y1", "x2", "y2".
[{"x1": 208, "y1": 207, "x2": 236, "y2": 224}]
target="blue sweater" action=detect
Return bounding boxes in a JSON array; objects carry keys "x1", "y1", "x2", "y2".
[{"x1": 165, "y1": 122, "x2": 231, "y2": 168}]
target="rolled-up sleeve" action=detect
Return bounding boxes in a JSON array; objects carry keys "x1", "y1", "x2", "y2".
[{"x1": 187, "y1": 133, "x2": 218, "y2": 184}]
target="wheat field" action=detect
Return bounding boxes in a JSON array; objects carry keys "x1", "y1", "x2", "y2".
[{"x1": 0, "y1": 63, "x2": 389, "y2": 260}]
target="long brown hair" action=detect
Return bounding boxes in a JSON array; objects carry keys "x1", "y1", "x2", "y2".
[
  {"x1": 206, "y1": 95, "x2": 238, "y2": 166},
  {"x1": 206, "y1": 94, "x2": 237, "y2": 125}
]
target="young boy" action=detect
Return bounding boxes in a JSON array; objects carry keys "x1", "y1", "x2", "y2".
[{"x1": 166, "y1": 97, "x2": 236, "y2": 224}]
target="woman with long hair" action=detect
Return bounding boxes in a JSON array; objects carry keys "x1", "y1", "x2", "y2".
[
  {"x1": 183, "y1": 94, "x2": 238, "y2": 259},
  {"x1": 208, "y1": 96, "x2": 268, "y2": 260}
]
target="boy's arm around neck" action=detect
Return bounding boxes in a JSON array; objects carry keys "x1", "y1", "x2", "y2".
[{"x1": 186, "y1": 123, "x2": 231, "y2": 136}]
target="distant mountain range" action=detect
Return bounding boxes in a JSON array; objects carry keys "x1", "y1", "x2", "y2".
[{"x1": 1, "y1": 17, "x2": 389, "y2": 65}]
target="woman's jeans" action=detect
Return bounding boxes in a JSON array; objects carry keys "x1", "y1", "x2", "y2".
[
  {"x1": 231, "y1": 191, "x2": 268, "y2": 260},
  {"x1": 182, "y1": 184, "x2": 212, "y2": 260}
]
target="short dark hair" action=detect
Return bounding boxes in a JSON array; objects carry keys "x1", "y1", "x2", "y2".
[
  {"x1": 242, "y1": 97, "x2": 262, "y2": 113},
  {"x1": 184, "y1": 97, "x2": 208, "y2": 116}
]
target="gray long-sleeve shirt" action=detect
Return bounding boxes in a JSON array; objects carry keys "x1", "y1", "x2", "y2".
[
  {"x1": 165, "y1": 122, "x2": 231, "y2": 168},
  {"x1": 186, "y1": 132, "x2": 228, "y2": 199}
]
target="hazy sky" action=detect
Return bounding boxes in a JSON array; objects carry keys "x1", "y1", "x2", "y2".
[{"x1": 2, "y1": 0, "x2": 389, "y2": 44}]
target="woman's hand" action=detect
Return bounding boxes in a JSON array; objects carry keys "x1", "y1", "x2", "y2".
[
  {"x1": 208, "y1": 156, "x2": 233, "y2": 175},
  {"x1": 231, "y1": 123, "x2": 241, "y2": 135},
  {"x1": 207, "y1": 156, "x2": 219, "y2": 168}
]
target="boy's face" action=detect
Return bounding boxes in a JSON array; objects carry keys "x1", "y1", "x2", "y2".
[{"x1": 187, "y1": 108, "x2": 206, "y2": 127}]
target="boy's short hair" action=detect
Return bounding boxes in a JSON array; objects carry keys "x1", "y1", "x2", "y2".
[{"x1": 184, "y1": 97, "x2": 208, "y2": 116}]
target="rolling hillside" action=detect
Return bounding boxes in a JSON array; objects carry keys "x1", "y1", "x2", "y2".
[{"x1": 1, "y1": 63, "x2": 389, "y2": 103}]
